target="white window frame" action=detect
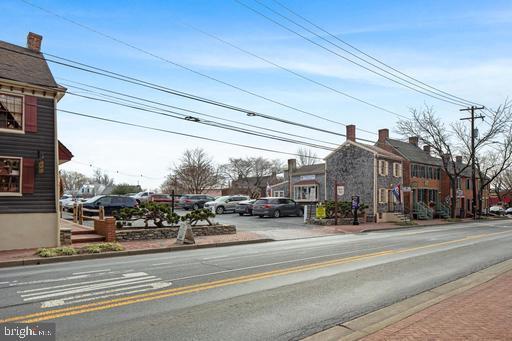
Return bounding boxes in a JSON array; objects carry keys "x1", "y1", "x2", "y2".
[
  {"x1": 0, "y1": 93, "x2": 25, "y2": 134},
  {"x1": 378, "y1": 160, "x2": 389, "y2": 176},
  {"x1": 0, "y1": 156, "x2": 23, "y2": 196},
  {"x1": 272, "y1": 190, "x2": 284, "y2": 197},
  {"x1": 378, "y1": 188, "x2": 388, "y2": 204},
  {"x1": 293, "y1": 185, "x2": 318, "y2": 202},
  {"x1": 393, "y1": 162, "x2": 402, "y2": 177}
]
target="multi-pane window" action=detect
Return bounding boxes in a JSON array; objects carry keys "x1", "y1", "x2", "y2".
[
  {"x1": 411, "y1": 163, "x2": 441, "y2": 180},
  {"x1": 392, "y1": 163, "x2": 402, "y2": 177},
  {"x1": 0, "y1": 157, "x2": 22, "y2": 194},
  {"x1": 0, "y1": 94, "x2": 23, "y2": 131},
  {"x1": 272, "y1": 190, "x2": 284, "y2": 197},
  {"x1": 293, "y1": 185, "x2": 317, "y2": 201},
  {"x1": 378, "y1": 160, "x2": 389, "y2": 176},
  {"x1": 378, "y1": 188, "x2": 388, "y2": 204}
]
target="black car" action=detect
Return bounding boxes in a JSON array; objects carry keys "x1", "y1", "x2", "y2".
[
  {"x1": 82, "y1": 195, "x2": 138, "y2": 217},
  {"x1": 252, "y1": 197, "x2": 303, "y2": 218},
  {"x1": 179, "y1": 194, "x2": 216, "y2": 210}
]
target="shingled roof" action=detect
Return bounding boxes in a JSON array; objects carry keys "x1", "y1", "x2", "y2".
[
  {"x1": 386, "y1": 139, "x2": 442, "y2": 165},
  {"x1": 0, "y1": 39, "x2": 59, "y2": 89},
  {"x1": 292, "y1": 163, "x2": 325, "y2": 175}
]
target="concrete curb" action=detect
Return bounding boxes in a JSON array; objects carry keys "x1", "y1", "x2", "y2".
[
  {"x1": 0, "y1": 238, "x2": 274, "y2": 269},
  {"x1": 303, "y1": 258, "x2": 512, "y2": 341},
  {"x1": 359, "y1": 217, "x2": 503, "y2": 233}
]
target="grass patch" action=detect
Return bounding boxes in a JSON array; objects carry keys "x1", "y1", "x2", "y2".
[
  {"x1": 36, "y1": 243, "x2": 124, "y2": 258},
  {"x1": 394, "y1": 221, "x2": 418, "y2": 226},
  {"x1": 446, "y1": 218, "x2": 462, "y2": 222}
]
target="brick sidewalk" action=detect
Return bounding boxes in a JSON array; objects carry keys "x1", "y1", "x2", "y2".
[{"x1": 362, "y1": 270, "x2": 512, "y2": 340}]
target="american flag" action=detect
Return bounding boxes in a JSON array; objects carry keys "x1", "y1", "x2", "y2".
[{"x1": 391, "y1": 184, "x2": 401, "y2": 202}]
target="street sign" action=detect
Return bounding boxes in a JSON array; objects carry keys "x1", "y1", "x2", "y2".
[
  {"x1": 316, "y1": 206, "x2": 326, "y2": 219},
  {"x1": 176, "y1": 223, "x2": 195, "y2": 245},
  {"x1": 457, "y1": 189, "x2": 464, "y2": 198},
  {"x1": 336, "y1": 185, "x2": 344, "y2": 196}
]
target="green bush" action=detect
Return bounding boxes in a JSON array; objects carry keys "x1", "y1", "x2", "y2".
[
  {"x1": 119, "y1": 202, "x2": 180, "y2": 228},
  {"x1": 322, "y1": 201, "x2": 368, "y2": 219},
  {"x1": 83, "y1": 242, "x2": 124, "y2": 254},
  {"x1": 181, "y1": 208, "x2": 216, "y2": 226},
  {"x1": 84, "y1": 245, "x2": 102, "y2": 253},
  {"x1": 36, "y1": 246, "x2": 78, "y2": 257}
]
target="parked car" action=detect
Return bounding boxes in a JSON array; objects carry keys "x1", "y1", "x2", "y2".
[
  {"x1": 489, "y1": 205, "x2": 505, "y2": 215},
  {"x1": 132, "y1": 191, "x2": 155, "y2": 204},
  {"x1": 204, "y1": 195, "x2": 250, "y2": 214},
  {"x1": 63, "y1": 197, "x2": 88, "y2": 212},
  {"x1": 505, "y1": 207, "x2": 512, "y2": 215},
  {"x1": 59, "y1": 194, "x2": 74, "y2": 206},
  {"x1": 235, "y1": 199, "x2": 256, "y2": 216},
  {"x1": 82, "y1": 195, "x2": 138, "y2": 217},
  {"x1": 179, "y1": 194, "x2": 216, "y2": 210},
  {"x1": 148, "y1": 194, "x2": 174, "y2": 205},
  {"x1": 252, "y1": 197, "x2": 303, "y2": 218}
]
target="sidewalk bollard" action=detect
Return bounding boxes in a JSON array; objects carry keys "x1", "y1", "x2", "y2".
[
  {"x1": 78, "y1": 203, "x2": 84, "y2": 225},
  {"x1": 99, "y1": 206, "x2": 105, "y2": 220},
  {"x1": 73, "y1": 202, "x2": 78, "y2": 223}
]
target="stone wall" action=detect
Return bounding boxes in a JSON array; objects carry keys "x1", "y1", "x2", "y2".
[
  {"x1": 60, "y1": 227, "x2": 72, "y2": 246},
  {"x1": 115, "y1": 224, "x2": 236, "y2": 241}
]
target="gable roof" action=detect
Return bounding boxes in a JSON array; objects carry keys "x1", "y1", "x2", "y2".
[
  {"x1": 0, "y1": 40, "x2": 59, "y2": 89},
  {"x1": 292, "y1": 163, "x2": 325, "y2": 175},
  {"x1": 385, "y1": 139, "x2": 441, "y2": 165},
  {"x1": 324, "y1": 140, "x2": 403, "y2": 161}
]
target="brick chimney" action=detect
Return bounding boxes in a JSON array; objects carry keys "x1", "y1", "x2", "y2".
[
  {"x1": 378, "y1": 129, "x2": 389, "y2": 143},
  {"x1": 27, "y1": 32, "x2": 43, "y2": 52},
  {"x1": 346, "y1": 124, "x2": 356, "y2": 142},
  {"x1": 423, "y1": 145, "x2": 431, "y2": 155},
  {"x1": 287, "y1": 159, "x2": 297, "y2": 172},
  {"x1": 409, "y1": 136, "x2": 419, "y2": 147},
  {"x1": 456, "y1": 156, "x2": 463, "y2": 163}
]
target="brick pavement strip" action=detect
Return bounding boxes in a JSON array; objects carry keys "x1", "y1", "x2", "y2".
[{"x1": 304, "y1": 259, "x2": 512, "y2": 341}]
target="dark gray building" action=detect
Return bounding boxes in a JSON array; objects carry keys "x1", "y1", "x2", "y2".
[{"x1": 0, "y1": 33, "x2": 66, "y2": 250}]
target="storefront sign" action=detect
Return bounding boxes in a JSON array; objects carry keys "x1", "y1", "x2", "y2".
[
  {"x1": 300, "y1": 175, "x2": 315, "y2": 181},
  {"x1": 336, "y1": 185, "x2": 344, "y2": 196}
]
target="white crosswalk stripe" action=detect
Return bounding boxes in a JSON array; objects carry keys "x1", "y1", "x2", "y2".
[{"x1": 15, "y1": 271, "x2": 172, "y2": 308}]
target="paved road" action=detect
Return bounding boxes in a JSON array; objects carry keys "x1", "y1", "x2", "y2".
[{"x1": 1, "y1": 220, "x2": 512, "y2": 340}]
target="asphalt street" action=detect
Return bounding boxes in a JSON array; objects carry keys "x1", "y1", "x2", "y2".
[{"x1": 1, "y1": 219, "x2": 512, "y2": 340}]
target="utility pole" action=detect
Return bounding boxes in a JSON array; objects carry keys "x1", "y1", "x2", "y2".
[{"x1": 460, "y1": 106, "x2": 485, "y2": 220}]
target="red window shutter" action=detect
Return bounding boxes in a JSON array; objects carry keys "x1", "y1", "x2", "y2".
[
  {"x1": 24, "y1": 96, "x2": 38, "y2": 133},
  {"x1": 22, "y1": 158, "x2": 35, "y2": 194}
]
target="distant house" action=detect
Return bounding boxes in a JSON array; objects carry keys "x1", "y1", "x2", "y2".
[
  {"x1": 77, "y1": 183, "x2": 114, "y2": 197},
  {"x1": 270, "y1": 161, "x2": 325, "y2": 204},
  {"x1": 0, "y1": 33, "x2": 67, "y2": 251},
  {"x1": 225, "y1": 171, "x2": 281, "y2": 198}
]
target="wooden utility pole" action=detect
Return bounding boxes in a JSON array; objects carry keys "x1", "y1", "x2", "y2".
[
  {"x1": 334, "y1": 180, "x2": 339, "y2": 225},
  {"x1": 460, "y1": 106, "x2": 485, "y2": 219}
]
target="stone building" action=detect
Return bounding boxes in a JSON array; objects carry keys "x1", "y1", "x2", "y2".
[{"x1": 325, "y1": 125, "x2": 404, "y2": 222}]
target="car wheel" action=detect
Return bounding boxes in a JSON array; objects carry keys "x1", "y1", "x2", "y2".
[
  {"x1": 297, "y1": 209, "x2": 304, "y2": 217},
  {"x1": 193, "y1": 203, "x2": 199, "y2": 210},
  {"x1": 216, "y1": 206, "x2": 225, "y2": 214},
  {"x1": 258, "y1": 215, "x2": 264, "y2": 218},
  {"x1": 239, "y1": 213, "x2": 244, "y2": 216},
  {"x1": 273, "y1": 210, "x2": 280, "y2": 218},
  {"x1": 183, "y1": 208, "x2": 189, "y2": 211}
]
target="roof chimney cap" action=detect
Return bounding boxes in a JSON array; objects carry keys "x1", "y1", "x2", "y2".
[
  {"x1": 423, "y1": 145, "x2": 431, "y2": 155},
  {"x1": 346, "y1": 124, "x2": 356, "y2": 142},
  {"x1": 378, "y1": 129, "x2": 389, "y2": 143},
  {"x1": 409, "y1": 136, "x2": 419, "y2": 146},
  {"x1": 27, "y1": 32, "x2": 43, "y2": 52}
]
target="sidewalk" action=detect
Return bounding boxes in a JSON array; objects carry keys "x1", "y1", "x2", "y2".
[
  {"x1": 0, "y1": 231, "x2": 270, "y2": 268},
  {"x1": 305, "y1": 259, "x2": 512, "y2": 341},
  {"x1": 362, "y1": 269, "x2": 512, "y2": 340}
]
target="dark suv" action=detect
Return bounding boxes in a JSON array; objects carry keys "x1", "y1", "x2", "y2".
[
  {"x1": 252, "y1": 197, "x2": 303, "y2": 218},
  {"x1": 82, "y1": 195, "x2": 138, "y2": 217},
  {"x1": 179, "y1": 194, "x2": 216, "y2": 210}
]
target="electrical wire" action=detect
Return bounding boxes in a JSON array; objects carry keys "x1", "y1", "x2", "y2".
[
  {"x1": 270, "y1": 0, "x2": 484, "y2": 107},
  {"x1": 19, "y1": 0, "x2": 381, "y2": 135}
]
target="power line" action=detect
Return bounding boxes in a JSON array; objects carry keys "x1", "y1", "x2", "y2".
[
  {"x1": 180, "y1": 21, "x2": 410, "y2": 121},
  {"x1": 68, "y1": 159, "x2": 164, "y2": 180},
  {"x1": 236, "y1": 0, "x2": 471, "y2": 108},
  {"x1": 270, "y1": 0, "x2": 484, "y2": 108},
  {"x1": 64, "y1": 90, "x2": 338, "y2": 151},
  {"x1": 0, "y1": 45, "x2": 378, "y2": 141},
  {"x1": 59, "y1": 79, "x2": 342, "y2": 146},
  {"x1": 19, "y1": 0, "x2": 379, "y2": 136}
]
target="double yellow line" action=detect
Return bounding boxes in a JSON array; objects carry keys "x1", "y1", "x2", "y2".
[{"x1": 1, "y1": 229, "x2": 510, "y2": 323}]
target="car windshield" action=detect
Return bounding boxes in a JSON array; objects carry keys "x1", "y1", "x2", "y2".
[
  {"x1": 85, "y1": 196, "x2": 103, "y2": 203},
  {"x1": 215, "y1": 196, "x2": 230, "y2": 202}
]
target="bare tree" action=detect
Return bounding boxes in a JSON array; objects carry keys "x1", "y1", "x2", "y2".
[
  {"x1": 60, "y1": 170, "x2": 90, "y2": 192},
  {"x1": 172, "y1": 148, "x2": 220, "y2": 194},
  {"x1": 296, "y1": 147, "x2": 318, "y2": 167},
  {"x1": 398, "y1": 103, "x2": 512, "y2": 218},
  {"x1": 92, "y1": 169, "x2": 114, "y2": 187},
  {"x1": 221, "y1": 157, "x2": 281, "y2": 197},
  {"x1": 494, "y1": 170, "x2": 512, "y2": 202}
]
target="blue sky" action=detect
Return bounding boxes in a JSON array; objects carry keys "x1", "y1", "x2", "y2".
[{"x1": 2, "y1": 0, "x2": 511, "y2": 189}]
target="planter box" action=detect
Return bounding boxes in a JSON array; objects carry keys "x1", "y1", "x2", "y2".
[{"x1": 116, "y1": 224, "x2": 236, "y2": 241}]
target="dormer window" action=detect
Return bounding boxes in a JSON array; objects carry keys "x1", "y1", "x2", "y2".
[{"x1": 0, "y1": 94, "x2": 23, "y2": 132}]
